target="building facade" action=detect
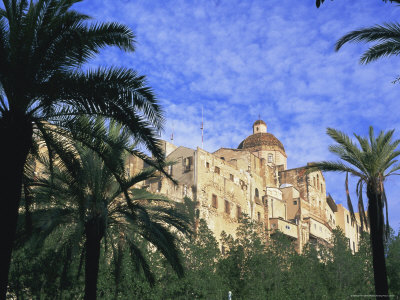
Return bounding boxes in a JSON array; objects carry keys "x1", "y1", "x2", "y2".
[{"x1": 144, "y1": 120, "x2": 365, "y2": 253}]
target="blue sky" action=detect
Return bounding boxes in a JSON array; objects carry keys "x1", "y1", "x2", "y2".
[{"x1": 75, "y1": 0, "x2": 400, "y2": 231}]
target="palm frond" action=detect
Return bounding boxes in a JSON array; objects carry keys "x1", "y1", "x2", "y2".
[
  {"x1": 126, "y1": 238, "x2": 155, "y2": 286},
  {"x1": 335, "y1": 23, "x2": 400, "y2": 51}
]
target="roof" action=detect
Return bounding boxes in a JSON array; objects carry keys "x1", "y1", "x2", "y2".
[
  {"x1": 237, "y1": 132, "x2": 286, "y2": 153},
  {"x1": 253, "y1": 120, "x2": 266, "y2": 126}
]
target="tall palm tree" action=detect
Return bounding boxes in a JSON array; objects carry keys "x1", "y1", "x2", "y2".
[
  {"x1": 0, "y1": 0, "x2": 164, "y2": 295},
  {"x1": 25, "y1": 120, "x2": 189, "y2": 299},
  {"x1": 309, "y1": 127, "x2": 400, "y2": 299}
]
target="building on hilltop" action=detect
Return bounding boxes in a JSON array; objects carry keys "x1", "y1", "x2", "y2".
[{"x1": 142, "y1": 120, "x2": 365, "y2": 253}]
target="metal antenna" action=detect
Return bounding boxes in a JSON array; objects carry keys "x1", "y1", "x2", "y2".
[{"x1": 201, "y1": 106, "x2": 204, "y2": 149}]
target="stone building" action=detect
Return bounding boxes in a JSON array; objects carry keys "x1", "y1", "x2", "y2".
[{"x1": 144, "y1": 120, "x2": 365, "y2": 253}]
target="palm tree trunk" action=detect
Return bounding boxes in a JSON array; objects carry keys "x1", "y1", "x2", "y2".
[
  {"x1": 84, "y1": 218, "x2": 104, "y2": 300},
  {"x1": 367, "y1": 184, "x2": 389, "y2": 299},
  {"x1": 0, "y1": 112, "x2": 32, "y2": 298}
]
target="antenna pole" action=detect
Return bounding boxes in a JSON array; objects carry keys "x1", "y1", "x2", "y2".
[{"x1": 201, "y1": 106, "x2": 204, "y2": 149}]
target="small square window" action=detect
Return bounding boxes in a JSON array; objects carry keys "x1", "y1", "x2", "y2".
[{"x1": 293, "y1": 200, "x2": 297, "y2": 205}]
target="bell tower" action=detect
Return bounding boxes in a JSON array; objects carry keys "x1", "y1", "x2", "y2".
[{"x1": 253, "y1": 120, "x2": 267, "y2": 134}]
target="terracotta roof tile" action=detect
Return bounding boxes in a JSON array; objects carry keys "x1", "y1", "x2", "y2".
[{"x1": 237, "y1": 133, "x2": 285, "y2": 153}]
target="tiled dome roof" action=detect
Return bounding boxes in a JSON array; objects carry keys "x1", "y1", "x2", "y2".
[{"x1": 237, "y1": 132, "x2": 285, "y2": 153}]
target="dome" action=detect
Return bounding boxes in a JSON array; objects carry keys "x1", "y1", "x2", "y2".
[
  {"x1": 253, "y1": 120, "x2": 266, "y2": 126},
  {"x1": 238, "y1": 119, "x2": 285, "y2": 154},
  {"x1": 237, "y1": 132, "x2": 286, "y2": 153}
]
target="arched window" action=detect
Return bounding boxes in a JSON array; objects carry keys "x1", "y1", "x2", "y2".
[
  {"x1": 255, "y1": 188, "x2": 259, "y2": 198},
  {"x1": 313, "y1": 177, "x2": 316, "y2": 187},
  {"x1": 317, "y1": 175, "x2": 319, "y2": 187}
]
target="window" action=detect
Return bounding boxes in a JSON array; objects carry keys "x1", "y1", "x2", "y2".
[
  {"x1": 293, "y1": 200, "x2": 297, "y2": 205},
  {"x1": 183, "y1": 185, "x2": 187, "y2": 196},
  {"x1": 255, "y1": 188, "x2": 259, "y2": 198},
  {"x1": 347, "y1": 215, "x2": 349, "y2": 224},
  {"x1": 230, "y1": 174, "x2": 234, "y2": 181},
  {"x1": 220, "y1": 156, "x2": 225, "y2": 160},
  {"x1": 321, "y1": 183, "x2": 323, "y2": 192},
  {"x1": 221, "y1": 245, "x2": 225, "y2": 255},
  {"x1": 184, "y1": 157, "x2": 192, "y2": 171},
  {"x1": 236, "y1": 206, "x2": 242, "y2": 219},
  {"x1": 257, "y1": 212, "x2": 261, "y2": 222},
  {"x1": 168, "y1": 165, "x2": 173, "y2": 175},
  {"x1": 214, "y1": 166, "x2": 220, "y2": 174},
  {"x1": 317, "y1": 174, "x2": 319, "y2": 187},
  {"x1": 206, "y1": 162, "x2": 210, "y2": 168},
  {"x1": 314, "y1": 224, "x2": 316, "y2": 229},
  {"x1": 240, "y1": 180, "x2": 247, "y2": 190},
  {"x1": 157, "y1": 181, "x2": 162, "y2": 192},
  {"x1": 313, "y1": 177, "x2": 316, "y2": 187},
  {"x1": 225, "y1": 200, "x2": 230, "y2": 214},
  {"x1": 268, "y1": 153, "x2": 273, "y2": 163},
  {"x1": 212, "y1": 194, "x2": 218, "y2": 208},
  {"x1": 353, "y1": 241, "x2": 355, "y2": 251}
]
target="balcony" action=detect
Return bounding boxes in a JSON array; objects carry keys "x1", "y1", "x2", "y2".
[{"x1": 269, "y1": 218, "x2": 298, "y2": 239}]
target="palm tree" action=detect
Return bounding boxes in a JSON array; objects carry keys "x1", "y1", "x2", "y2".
[
  {"x1": 26, "y1": 120, "x2": 189, "y2": 299},
  {"x1": 0, "y1": 0, "x2": 164, "y2": 295},
  {"x1": 335, "y1": 22, "x2": 400, "y2": 67},
  {"x1": 309, "y1": 127, "x2": 400, "y2": 298}
]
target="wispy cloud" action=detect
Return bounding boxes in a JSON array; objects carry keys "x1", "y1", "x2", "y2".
[{"x1": 76, "y1": 0, "x2": 400, "y2": 231}]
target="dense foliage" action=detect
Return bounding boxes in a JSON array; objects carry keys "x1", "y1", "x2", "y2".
[{"x1": 9, "y1": 210, "x2": 399, "y2": 299}]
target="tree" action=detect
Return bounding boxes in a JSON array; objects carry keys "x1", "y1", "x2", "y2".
[
  {"x1": 309, "y1": 127, "x2": 400, "y2": 298},
  {"x1": 386, "y1": 228, "x2": 400, "y2": 295},
  {"x1": 24, "y1": 120, "x2": 189, "y2": 299},
  {"x1": 331, "y1": 1, "x2": 400, "y2": 82},
  {"x1": 0, "y1": 0, "x2": 164, "y2": 296}
]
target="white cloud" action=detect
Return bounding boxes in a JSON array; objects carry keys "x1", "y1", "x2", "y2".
[{"x1": 76, "y1": 0, "x2": 400, "y2": 231}]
